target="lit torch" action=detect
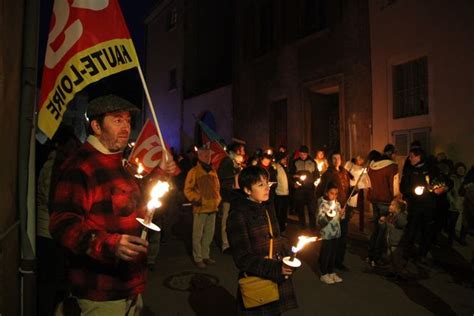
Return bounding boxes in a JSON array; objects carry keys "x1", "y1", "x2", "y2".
[
  {"x1": 326, "y1": 200, "x2": 337, "y2": 218},
  {"x1": 296, "y1": 174, "x2": 307, "y2": 186},
  {"x1": 415, "y1": 175, "x2": 430, "y2": 196},
  {"x1": 134, "y1": 158, "x2": 144, "y2": 179},
  {"x1": 414, "y1": 186, "x2": 425, "y2": 196},
  {"x1": 317, "y1": 161, "x2": 324, "y2": 172},
  {"x1": 314, "y1": 178, "x2": 321, "y2": 187},
  {"x1": 137, "y1": 180, "x2": 170, "y2": 239},
  {"x1": 283, "y1": 235, "x2": 321, "y2": 273}
]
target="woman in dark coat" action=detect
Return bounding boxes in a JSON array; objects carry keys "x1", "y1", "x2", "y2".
[{"x1": 227, "y1": 166, "x2": 297, "y2": 315}]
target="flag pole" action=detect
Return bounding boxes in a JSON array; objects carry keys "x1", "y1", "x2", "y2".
[
  {"x1": 136, "y1": 65, "x2": 169, "y2": 161},
  {"x1": 193, "y1": 114, "x2": 231, "y2": 158}
]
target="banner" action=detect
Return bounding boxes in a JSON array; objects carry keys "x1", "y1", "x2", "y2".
[
  {"x1": 197, "y1": 119, "x2": 228, "y2": 170},
  {"x1": 38, "y1": 0, "x2": 139, "y2": 139},
  {"x1": 129, "y1": 120, "x2": 180, "y2": 176}
]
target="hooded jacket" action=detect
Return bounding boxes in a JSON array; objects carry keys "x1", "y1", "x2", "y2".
[{"x1": 368, "y1": 159, "x2": 399, "y2": 204}]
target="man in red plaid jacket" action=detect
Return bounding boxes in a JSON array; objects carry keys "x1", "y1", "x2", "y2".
[{"x1": 50, "y1": 95, "x2": 176, "y2": 315}]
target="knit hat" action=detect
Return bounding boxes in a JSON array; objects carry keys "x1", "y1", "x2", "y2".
[{"x1": 87, "y1": 95, "x2": 139, "y2": 117}]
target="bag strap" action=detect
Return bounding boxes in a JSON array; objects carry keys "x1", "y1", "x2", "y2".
[{"x1": 265, "y1": 210, "x2": 273, "y2": 259}]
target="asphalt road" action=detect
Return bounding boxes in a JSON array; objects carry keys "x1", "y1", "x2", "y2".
[{"x1": 142, "y1": 207, "x2": 474, "y2": 316}]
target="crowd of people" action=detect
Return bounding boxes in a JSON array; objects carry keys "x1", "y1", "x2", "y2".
[{"x1": 37, "y1": 94, "x2": 474, "y2": 315}]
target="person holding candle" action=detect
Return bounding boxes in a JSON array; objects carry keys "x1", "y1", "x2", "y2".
[
  {"x1": 317, "y1": 182, "x2": 345, "y2": 284},
  {"x1": 290, "y1": 145, "x2": 320, "y2": 231},
  {"x1": 314, "y1": 148, "x2": 329, "y2": 175},
  {"x1": 184, "y1": 146, "x2": 222, "y2": 269},
  {"x1": 316, "y1": 151, "x2": 351, "y2": 271},
  {"x1": 217, "y1": 142, "x2": 246, "y2": 254},
  {"x1": 227, "y1": 166, "x2": 297, "y2": 315},
  {"x1": 366, "y1": 144, "x2": 400, "y2": 266},
  {"x1": 50, "y1": 95, "x2": 177, "y2": 315},
  {"x1": 400, "y1": 147, "x2": 439, "y2": 265}
]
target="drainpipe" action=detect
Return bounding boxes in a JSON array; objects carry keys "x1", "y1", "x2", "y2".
[{"x1": 18, "y1": 0, "x2": 40, "y2": 315}]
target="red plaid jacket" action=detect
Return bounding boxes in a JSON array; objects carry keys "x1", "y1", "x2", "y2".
[{"x1": 50, "y1": 141, "x2": 146, "y2": 301}]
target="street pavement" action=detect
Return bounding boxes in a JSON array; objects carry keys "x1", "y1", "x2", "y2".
[{"x1": 142, "y1": 207, "x2": 474, "y2": 316}]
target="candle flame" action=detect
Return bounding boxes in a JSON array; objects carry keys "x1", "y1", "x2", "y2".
[
  {"x1": 317, "y1": 162, "x2": 323, "y2": 172},
  {"x1": 266, "y1": 149, "x2": 273, "y2": 155},
  {"x1": 291, "y1": 235, "x2": 319, "y2": 253},
  {"x1": 144, "y1": 180, "x2": 170, "y2": 224},
  {"x1": 147, "y1": 199, "x2": 162, "y2": 210},
  {"x1": 150, "y1": 180, "x2": 170, "y2": 200},
  {"x1": 300, "y1": 174, "x2": 307, "y2": 181},
  {"x1": 314, "y1": 178, "x2": 321, "y2": 187},
  {"x1": 133, "y1": 158, "x2": 145, "y2": 178},
  {"x1": 194, "y1": 146, "x2": 198, "y2": 152},
  {"x1": 414, "y1": 186, "x2": 425, "y2": 196}
]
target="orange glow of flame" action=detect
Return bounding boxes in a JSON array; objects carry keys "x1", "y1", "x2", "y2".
[
  {"x1": 300, "y1": 174, "x2": 307, "y2": 181},
  {"x1": 134, "y1": 158, "x2": 145, "y2": 178},
  {"x1": 150, "y1": 181, "x2": 170, "y2": 201},
  {"x1": 317, "y1": 162, "x2": 324, "y2": 172},
  {"x1": 291, "y1": 235, "x2": 319, "y2": 253},
  {"x1": 144, "y1": 181, "x2": 170, "y2": 223},
  {"x1": 414, "y1": 186, "x2": 425, "y2": 196}
]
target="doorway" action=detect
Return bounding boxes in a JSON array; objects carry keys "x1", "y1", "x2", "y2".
[{"x1": 309, "y1": 88, "x2": 340, "y2": 155}]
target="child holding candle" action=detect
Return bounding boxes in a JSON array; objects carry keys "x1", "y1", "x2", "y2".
[
  {"x1": 227, "y1": 166, "x2": 297, "y2": 315},
  {"x1": 317, "y1": 182, "x2": 345, "y2": 284}
]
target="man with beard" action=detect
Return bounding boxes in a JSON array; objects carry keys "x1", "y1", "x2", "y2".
[{"x1": 50, "y1": 95, "x2": 176, "y2": 315}]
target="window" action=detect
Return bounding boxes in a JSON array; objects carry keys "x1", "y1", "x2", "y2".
[
  {"x1": 392, "y1": 57, "x2": 428, "y2": 118},
  {"x1": 302, "y1": 0, "x2": 327, "y2": 37},
  {"x1": 393, "y1": 127, "x2": 430, "y2": 156},
  {"x1": 168, "y1": 68, "x2": 177, "y2": 90},
  {"x1": 167, "y1": 8, "x2": 178, "y2": 31}
]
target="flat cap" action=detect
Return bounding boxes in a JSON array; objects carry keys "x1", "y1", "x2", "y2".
[{"x1": 87, "y1": 94, "x2": 139, "y2": 117}]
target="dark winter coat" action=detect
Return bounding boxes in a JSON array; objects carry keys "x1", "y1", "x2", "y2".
[
  {"x1": 316, "y1": 166, "x2": 351, "y2": 207},
  {"x1": 400, "y1": 160, "x2": 438, "y2": 210},
  {"x1": 227, "y1": 192, "x2": 297, "y2": 315}
]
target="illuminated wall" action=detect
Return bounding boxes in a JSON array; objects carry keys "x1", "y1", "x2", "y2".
[{"x1": 370, "y1": 0, "x2": 474, "y2": 164}]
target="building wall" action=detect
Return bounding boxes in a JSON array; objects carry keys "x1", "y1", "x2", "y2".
[
  {"x1": 182, "y1": 85, "x2": 233, "y2": 150},
  {"x1": 233, "y1": 0, "x2": 372, "y2": 158},
  {"x1": 146, "y1": 0, "x2": 183, "y2": 150},
  {"x1": 370, "y1": 0, "x2": 474, "y2": 163},
  {"x1": 0, "y1": 0, "x2": 23, "y2": 314},
  {"x1": 146, "y1": 0, "x2": 233, "y2": 152}
]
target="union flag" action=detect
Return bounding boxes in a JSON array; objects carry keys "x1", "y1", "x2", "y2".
[{"x1": 38, "y1": 0, "x2": 140, "y2": 139}]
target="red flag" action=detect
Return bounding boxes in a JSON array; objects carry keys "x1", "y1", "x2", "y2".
[
  {"x1": 129, "y1": 120, "x2": 180, "y2": 176},
  {"x1": 201, "y1": 130, "x2": 227, "y2": 170},
  {"x1": 38, "y1": 0, "x2": 140, "y2": 139}
]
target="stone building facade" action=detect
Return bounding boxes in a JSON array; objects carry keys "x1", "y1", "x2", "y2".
[
  {"x1": 233, "y1": 0, "x2": 372, "y2": 159},
  {"x1": 370, "y1": 0, "x2": 474, "y2": 164}
]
